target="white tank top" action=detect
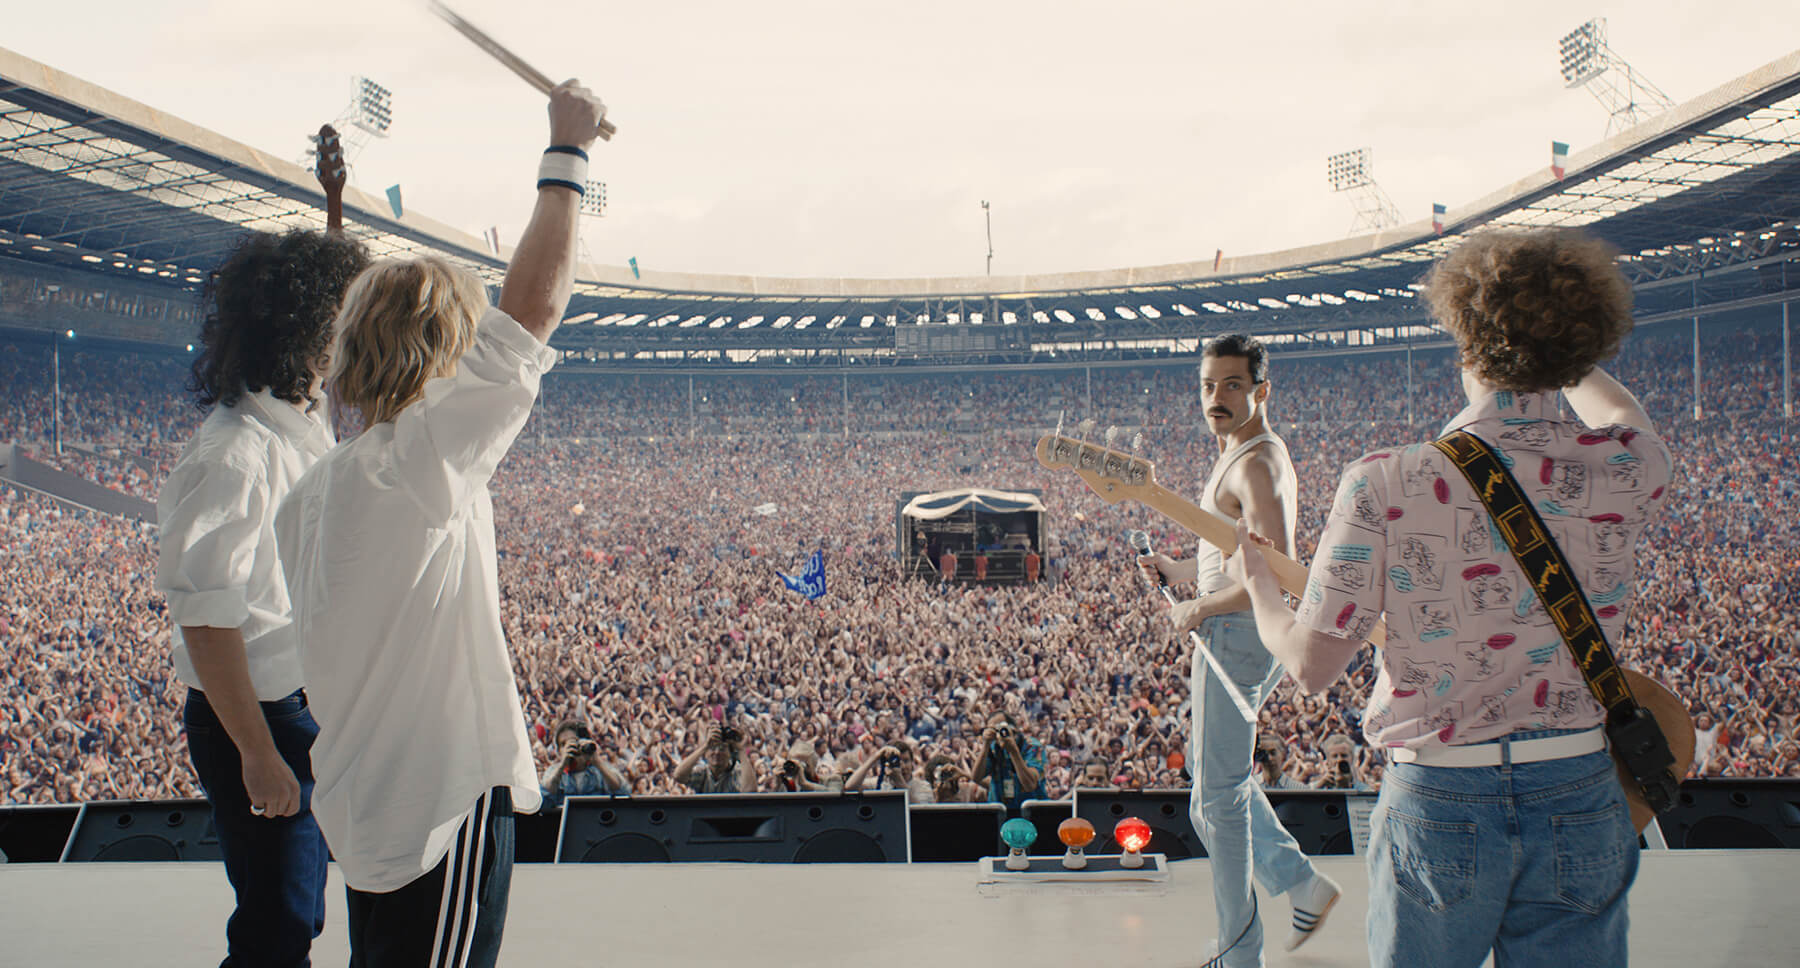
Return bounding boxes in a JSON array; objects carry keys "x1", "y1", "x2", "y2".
[{"x1": 1194, "y1": 430, "x2": 1298, "y2": 596}]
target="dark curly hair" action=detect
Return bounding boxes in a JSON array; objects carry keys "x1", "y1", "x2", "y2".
[
  {"x1": 188, "y1": 229, "x2": 370, "y2": 410},
  {"x1": 1424, "y1": 229, "x2": 1633, "y2": 392}
]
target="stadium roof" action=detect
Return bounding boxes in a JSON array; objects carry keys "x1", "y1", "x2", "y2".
[{"x1": 2, "y1": 44, "x2": 1799, "y2": 364}]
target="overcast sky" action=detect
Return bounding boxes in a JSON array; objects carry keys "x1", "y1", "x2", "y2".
[{"x1": 7, "y1": 1, "x2": 1797, "y2": 279}]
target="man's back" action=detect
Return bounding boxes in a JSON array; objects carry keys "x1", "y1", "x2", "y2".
[{"x1": 1300, "y1": 389, "x2": 1672, "y2": 753}]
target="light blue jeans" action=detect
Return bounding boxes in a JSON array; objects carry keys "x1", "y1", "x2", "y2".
[
  {"x1": 1189, "y1": 612, "x2": 1319, "y2": 968},
  {"x1": 1367, "y1": 735, "x2": 1638, "y2": 968}
]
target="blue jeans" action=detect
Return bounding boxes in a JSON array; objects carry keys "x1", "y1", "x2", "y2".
[
  {"x1": 184, "y1": 688, "x2": 330, "y2": 968},
  {"x1": 1189, "y1": 612, "x2": 1319, "y2": 968},
  {"x1": 1367, "y1": 734, "x2": 1638, "y2": 968}
]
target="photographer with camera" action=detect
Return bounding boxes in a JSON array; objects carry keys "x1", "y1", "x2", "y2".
[
  {"x1": 776, "y1": 740, "x2": 840, "y2": 793},
  {"x1": 972, "y1": 712, "x2": 1044, "y2": 815},
  {"x1": 538, "y1": 720, "x2": 629, "y2": 809},
  {"x1": 674, "y1": 722, "x2": 755, "y2": 794},
  {"x1": 844, "y1": 740, "x2": 931, "y2": 802},
  {"x1": 1254, "y1": 734, "x2": 1302, "y2": 790},
  {"x1": 924, "y1": 753, "x2": 981, "y2": 804},
  {"x1": 1310, "y1": 733, "x2": 1373, "y2": 792}
]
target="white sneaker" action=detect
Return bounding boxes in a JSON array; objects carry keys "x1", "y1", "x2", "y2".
[{"x1": 1284, "y1": 871, "x2": 1341, "y2": 952}]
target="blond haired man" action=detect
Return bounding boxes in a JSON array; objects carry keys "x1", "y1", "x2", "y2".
[{"x1": 276, "y1": 81, "x2": 606, "y2": 967}]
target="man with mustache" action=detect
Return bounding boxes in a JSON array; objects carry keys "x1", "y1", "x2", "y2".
[{"x1": 1137, "y1": 334, "x2": 1341, "y2": 967}]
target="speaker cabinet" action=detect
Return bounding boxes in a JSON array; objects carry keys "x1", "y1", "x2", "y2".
[
  {"x1": 908, "y1": 803, "x2": 1005, "y2": 862},
  {"x1": 514, "y1": 805, "x2": 564, "y2": 863},
  {"x1": 1073, "y1": 789, "x2": 1357, "y2": 859},
  {"x1": 1020, "y1": 799, "x2": 1073, "y2": 856},
  {"x1": 1074, "y1": 789, "x2": 1206, "y2": 859},
  {"x1": 555, "y1": 792, "x2": 910, "y2": 863},
  {"x1": 60, "y1": 799, "x2": 222, "y2": 862},
  {"x1": 1656, "y1": 779, "x2": 1800, "y2": 849},
  {"x1": 0, "y1": 804, "x2": 80, "y2": 863}
]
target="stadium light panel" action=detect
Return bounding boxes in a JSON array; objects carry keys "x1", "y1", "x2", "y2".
[
  {"x1": 353, "y1": 76, "x2": 393, "y2": 135},
  {"x1": 1327, "y1": 147, "x2": 1373, "y2": 191},
  {"x1": 81, "y1": 254, "x2": 103, "y2": 263},
  {"x1": 1558, "y1": 19, "x2": 1606, "y2": 87},
  {"x1": 580, "y1": 181, "x2": 607, "y2": 217}
]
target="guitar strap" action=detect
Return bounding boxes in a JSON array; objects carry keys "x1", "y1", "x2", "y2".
[{"x1": 1429, "y1": 430, "x2": 1680, "y2": 815}]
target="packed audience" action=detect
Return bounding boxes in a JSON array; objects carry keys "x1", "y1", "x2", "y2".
[{"x1": 1, "y1": 321, "x2": 1795, "y2": 807}]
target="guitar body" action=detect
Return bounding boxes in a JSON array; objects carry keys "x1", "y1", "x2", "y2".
[{"x1": 1620, "y1": 669, "x2": 1696, "y2": 833}]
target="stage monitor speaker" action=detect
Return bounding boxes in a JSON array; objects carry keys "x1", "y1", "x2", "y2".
[
  {"x1": 1656, "y1": 779, "x2": 1800, "y2": 849},
  {"x1": 60, "y1": 799, "x2": 222, "y2": 862},
  {"x1": 0, "y1": 804, "x2": 80, "y2": 863},
  {"x1": 908, "y1": 803, "x2": 1005, "y2": 862},
  {"x1": 1021, "y1": 799, "x2": 1073, "y2": 856},
  {"x1": 556, "y1": 792, "x2": 910, "y2": 863},
  {"x1": 514, "y1": 804, "x2": 566, "y2": 863},
  {"x1": 1269, "y1": 790, "x2": 1356, "y2": 856},
  {"x1": 1074, "y1": 789, "x2": 1206, "y2": 859}
]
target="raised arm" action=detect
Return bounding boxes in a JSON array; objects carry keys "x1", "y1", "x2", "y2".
[
  {"x1": 498, "y1": 80, "x2": 607, "y2": 343},
  {"x1": 1562, "y1": 366, "x2": 1656, "y2": 435}
]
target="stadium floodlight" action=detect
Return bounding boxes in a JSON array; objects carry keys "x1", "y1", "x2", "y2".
[
  {"x1": 580, "y1": 180, "x2": 607, "y2": 217},
  {"x1": 1326, "y1": 147, "x2": 1401, "y2": 234},
  {"x1": 1327, "y1": 148, "x2": 1372, "y2": 192},
  {"x1": 1558, "y1": 19, "x2": 1607, "y2": 88},
  {"x1": 352, "y1": 77, "x2": 393, "y2": 135}
]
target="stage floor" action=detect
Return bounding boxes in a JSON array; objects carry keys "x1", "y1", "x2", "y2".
[{"x1": 3, "y1": 852, "x2": 1796, "y2": 966}]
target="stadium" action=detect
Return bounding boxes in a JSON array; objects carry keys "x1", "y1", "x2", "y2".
[{"x1": 2, "y1": 14, "x2": 1797, "y2": 968}]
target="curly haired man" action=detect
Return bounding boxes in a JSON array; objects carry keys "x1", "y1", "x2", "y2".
[
  {"x1": 1228, "y1": 228, "x2": 1671, "y2": 967},
  {"x1": 155, "y1": 135, "x2": 367, "y2": 967}
]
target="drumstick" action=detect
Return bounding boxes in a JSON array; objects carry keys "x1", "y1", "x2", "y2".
[{"x1": 426, "y1": 0, "x2": 617, "y2": 140}]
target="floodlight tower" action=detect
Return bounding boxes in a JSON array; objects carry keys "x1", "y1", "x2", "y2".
[
  {"x1": 1558, "y1": 18, "x2": 1674, "y2": 137},
  {"x1": 1326, "y1": 147, "x2": 1402, "y2": 235}
]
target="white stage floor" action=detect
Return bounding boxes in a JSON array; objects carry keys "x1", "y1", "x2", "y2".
[{"x1": 3, "y1": 852, "x2": 1796, "y2": 966}]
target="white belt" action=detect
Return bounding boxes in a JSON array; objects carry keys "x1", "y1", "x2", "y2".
[{"x1": 1390, "y1": 727, "x2": 1606, "y2": 767}]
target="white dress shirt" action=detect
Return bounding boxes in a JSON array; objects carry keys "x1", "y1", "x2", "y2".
[
  {"x1": 276, "y1": 306, "x2": 554, "y2": 893},
  {"x1": 156, "y1": 389, "x2": 333, "y2": 699}
]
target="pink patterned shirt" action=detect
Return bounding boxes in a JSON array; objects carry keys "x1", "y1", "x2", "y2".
[{"x1": 1295, "y1": 390, "x2": 1673, "y2": 751}]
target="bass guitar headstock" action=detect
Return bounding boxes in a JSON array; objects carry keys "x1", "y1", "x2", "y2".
[{"x1": 1034, "y1": 421, "x2": 1158, "y2": 505}]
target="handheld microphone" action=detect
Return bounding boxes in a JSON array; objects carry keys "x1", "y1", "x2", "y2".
[{"x1": 1130, "y1": 530, "x2": 1257, "y2": 723}]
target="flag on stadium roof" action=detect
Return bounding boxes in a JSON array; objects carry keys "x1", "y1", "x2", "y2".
[
  {"x1": 629, "y1": 257, "x2": 639, "y2": 279},
  {"x1": 776, "y1": 550, "x2": 826, "y2": 600},
  {"x1": 385, "y1": 184, "x2": 403, "y2": 219},
  {"x1": 1432, "y1": 203, "x2": 1446, "y2": 234},
  {"x1": 482, "y1": 226, "x2": 500, "y2": 256},
  {"x1": 1552, "y1": 141, "x2": 1569, "y2": 179}
]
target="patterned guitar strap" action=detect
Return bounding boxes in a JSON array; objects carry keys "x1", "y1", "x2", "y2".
[{"x1": 1429, "y1": 430, "x2": 1680, "y2": 815}]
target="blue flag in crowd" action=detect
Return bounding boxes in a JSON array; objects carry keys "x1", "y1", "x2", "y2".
[{"x1": 777, "y1": 550, "x2": 826, "y2": 600}]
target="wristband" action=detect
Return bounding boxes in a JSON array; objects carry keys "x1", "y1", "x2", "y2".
[{"x1": 537, "y1": 146, "x2": 589, "y2": 195}]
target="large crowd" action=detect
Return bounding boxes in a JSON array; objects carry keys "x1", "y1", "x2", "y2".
[{"x1": 1, "y1": 320, "x2": 1795, "y2": 806}]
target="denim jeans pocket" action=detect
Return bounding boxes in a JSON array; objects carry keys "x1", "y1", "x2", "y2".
[
  {"x1": 1386, "y1": 807, "x2": 1477, "y2": 913},
  {"x1": 1551, "y1": 803, "x2": 1632, "y2": 914}
]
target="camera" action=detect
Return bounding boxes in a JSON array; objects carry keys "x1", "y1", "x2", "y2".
[
  {"x1": 996, "y1": 725, "x2": 1014, "y2": 741},
  {"x1": 782, "y1": 759, "x2": 801, "y2": 777},
  {"x1": 1252, "y1": 747, "x2": 1273, "y2": 766},
  {"x1": 1336, "y1": 759, "x2": 1352, "y2": 778},
  {"x1": 719, "y1": 726, "x2": 741, "y2": 745},
  {"x1": 882, "y1": 751, "x2": 901, "y2": 768},
  {"x1": 577, "y1": 740, "x2": 598, "y2": 757}
]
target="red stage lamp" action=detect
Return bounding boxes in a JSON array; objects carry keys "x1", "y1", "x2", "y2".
[{"x1": 1115, "y1": 816, "x2": 1152, "y2": 868}]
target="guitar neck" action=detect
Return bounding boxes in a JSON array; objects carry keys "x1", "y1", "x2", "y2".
[{"x1": 1138, "y1": 482, "x2": 1387, "y2": 648}]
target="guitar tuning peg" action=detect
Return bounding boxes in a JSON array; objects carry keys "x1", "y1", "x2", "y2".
[
  {"x1": 1054, "y1": 410, "x2": 1065, "y2": 438},
  {"x1": 1130, "y1": 431, "x2": 1145, "y2": 455},
  {"x1": 1103, "y1": 426, "x2": 1119, "y2": 449},
  {"x1": 1076, "y1": 418, "x2": 1096, "y2": 441}
]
